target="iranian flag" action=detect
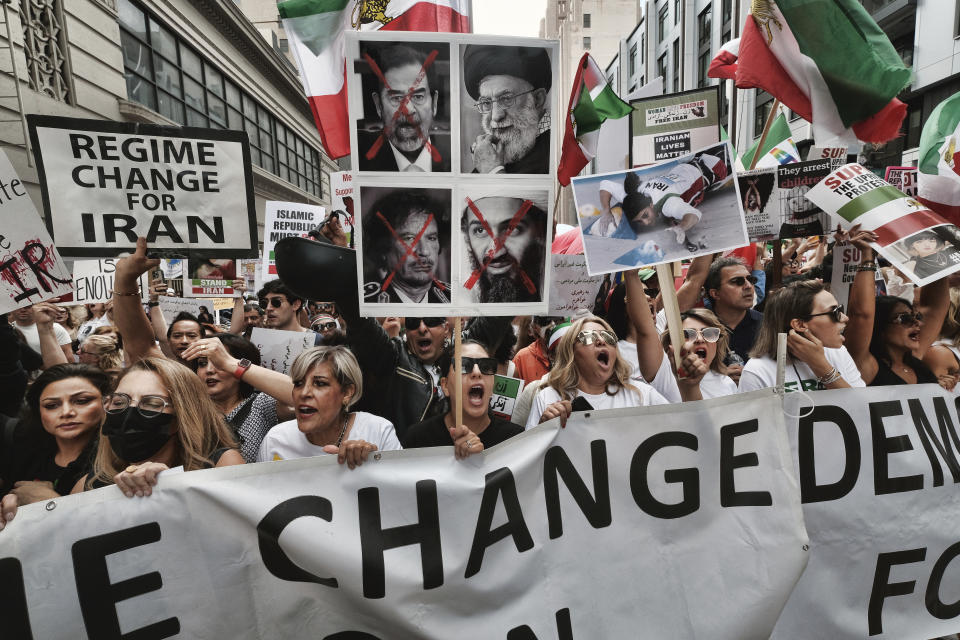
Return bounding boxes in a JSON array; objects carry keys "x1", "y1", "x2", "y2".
[
  {"x1": 714, "y1": 0, "x2": 910, "y2": 146},
  {"x1": 917, "y1": 91, "x2": 960, "y2": 226},
  {"x1": 558, "y1": 53, "x2": 633, "y2": 186},
  {"x1": 279, "y1": 0, "x2": 470, "y2": 160},
  {"x1": 738, "y1": 112, "x2": 800, "y2": 169}
]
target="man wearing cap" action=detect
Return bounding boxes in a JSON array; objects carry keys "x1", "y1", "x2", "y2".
[
  {"x1": 359, "y1": 44, "x2": 450, "y2": 172},
  {"x1": 463, "y1": 45, "x2": 551, "y2": 174}
]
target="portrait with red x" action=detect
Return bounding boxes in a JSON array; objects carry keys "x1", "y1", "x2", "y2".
[{"x1": 354, "y1": 41, "x2": 452, "y2": 173}]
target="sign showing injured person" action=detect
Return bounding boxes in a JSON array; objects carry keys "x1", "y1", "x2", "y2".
[
  {"x1": 630, "y1": 87, "x2": 720, "y2": 166},
  {"x1": 574, "y1": 140, "x2": 747, "y2": 276},
  {"x1": 27, "y1": 115, "x2": 257, "y2": 258},
  {"x1": 806, "y1": 163, "x2": 960, "y2": 286}
]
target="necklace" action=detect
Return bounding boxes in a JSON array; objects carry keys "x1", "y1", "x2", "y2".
[{"x1": 334, "y1": 413, "x2": 350, "y2": 447}]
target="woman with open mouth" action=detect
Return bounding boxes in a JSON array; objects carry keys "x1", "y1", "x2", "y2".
[
  {"x1": 403, "y1": 340, "x2": 523, "y2": 455},
  {"x1": 257, "y1": 346, "x2": 400, "y2": 468},
  {"x1": 739, "y1": 280, "x2": 864, "y2": 393},
  {"x1": 658, "y1": 309, "x2": 739, "y2": 400},
  {"x1": 525, "y1": 316, "x2": 672, "y2": 429},
  {"x1": 845, "y1": 230, "x2": 949, "y2": 387}
]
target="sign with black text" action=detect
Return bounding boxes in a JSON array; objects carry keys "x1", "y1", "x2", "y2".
[
  {"x1": 630, "y1": 87, "x2": 720, "y2": 166},
  {"x1": 262, "y1": 201, "x2": 324, "y2": 283},
  {"x1": 27, "y1": 115, "x2": 257, "y2": 258}
]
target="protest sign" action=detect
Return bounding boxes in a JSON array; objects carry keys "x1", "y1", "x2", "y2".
[
  {"x1": 806, "y1": 163, "x2": 960, "y2": 286},
  {"x1": 250, "y1": 327, "x2": 317, "y2": 375},
  {"x1": 183, "y1": 259, "x2": 239, "y2": 297},
  {"x1": 548, "y1": 254, "x2": 606, "y2": 315},
  {"x1": 629, "y1": 87, "x2": 721, "y2": 166},
  {"x1": 885, "y1": 165, "x2": 918, "y2": 198},
  {"x1": 60, "y1": 259, "x2": 149, "y2": 305},
  {"x1": 26, "y1": 115, "x2": 257, "y2": 258},
  {"x1": 830, "y1": 241, "x2": 860, "y2": 309},
  {"x1": 0, "y1": 392, "x2": 808, "y2": 639},
  {"x1": 157, "y1": 295, "x2": 215, "y2": 320},
  {"x1": 490, "y1": 374, "x2": 524, "y2": 421},
  {"x1": 776, "y1": 159, "x2": 833, "y2": 238},
  {"x1": 0, "y1": 149, "x2": 72, "y2": 313},
  {"x1": 262, "y1": 201, "x2": 324, "y2": 282},
  {"x1": 773, "y1": 385, "x2": 960, "y2": 639},
  {"x1": 239, "y1": 259, "x2": 259, "y2": 291},
  {"x1": 806, "y1": 146, "x2": 848, "y2": 166},
  {"x1": 330, "y1": 171, "x2": 355, "y2": 247},
  {"x1": 739, "y1": 167, "x2": 779, "y2": 241},
  {"x1": 574, "y1": 140, "x2": 747, "y2": 275},
  {"x1": 161, "y1": 258, "x2": 183, "y2": 280}
]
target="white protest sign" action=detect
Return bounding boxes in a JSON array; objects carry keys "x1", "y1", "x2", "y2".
[
  {"x1": 547, "y1": 254, "x2": 606, "y2": 315},
  {"x1": 182, "y1": 259, "x2": 240, "y2": 297},
  {"x1": 250, "y1": 327, "x2": 316, "y2": 375},
  {"x1": 773, "y1": 385, "x2": 960, "y2": 639},
  {"x1": 27, "y1": 115, "x2": 257, "y2": 258},
  {"x1": 157, "y1": 295, "x2": 215, "y2": 320},
  {"x1": 161, "y1": 258, "x2": 183, "y2": 279},
  {"x1": 60, "y1": 259, "x2": 149, "y2": 305},
  {"x1": 806, "y1": 163, "x2": 960, "y2": 286},
  {"x1": 490, "y1": 374, "x2": 524, "y2": 421},
  {"x1": 830, "y1": 241, "x2": 861, "y2": 309},
  {"x1": 738, "y1": 167, "x2": 779, "y2": 241},
  {"x1": 262, "y1": 201, "x2": 324, "y2": 283},
  {"x1": 807, "y1": 146, "x2": 847, "y2": 166},
  {"x1": 885, "y1": 165, "x2": 919, "y2": 198},
  {"x1": 0, "y1": 149, "x2": 72, "y2": 313},
  {"x1": 630, "y1": 87, "x2": 721, "y2": 165},
  {"x1": 0, "y1": 392, "x2": 807, "y2": 639},
  {"x1": 330, "y1": 171, "x2": 355, "y2": 247}
]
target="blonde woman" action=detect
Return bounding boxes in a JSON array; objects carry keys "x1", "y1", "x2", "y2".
[
  {"x1": 78, "y1": 334, "x2": 125, "y2": 376},
  {"x1": 656, "y1": 309, "x2": 738, "y2": 401},
  {"x1": 525, "y1": 316, "x2": 673, "y2": 429},
  {"x1": 923, "y1": 288, "x2": 960, "y2": 394}
]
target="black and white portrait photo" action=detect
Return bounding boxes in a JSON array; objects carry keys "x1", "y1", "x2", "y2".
[
  {"x1": 360, "y1": 186, "x2": 452, "y2": 305},
  {"x1": 458, "y1": 190, "x2": 549, "y2": 303},
  {"x1": 353, "y1": 41, "x2": 451, "y2": 172},
  {"x1": 460, "y1": 44, "x2": 553, "y2": 175}
]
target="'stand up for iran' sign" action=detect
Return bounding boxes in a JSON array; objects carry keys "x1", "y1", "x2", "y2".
[{"x1": 26, "y1": 116, "x2": 257, "y2": 258}]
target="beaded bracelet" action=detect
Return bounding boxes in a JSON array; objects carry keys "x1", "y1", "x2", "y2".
[
  {"x1": 818, "y1": 367, "x2": 842, "y2": 386},
  {"x1": 856, "y1": 261, "x2": 877, "y2": 272},
  {"x1": 112, "y1": 289, "x2": 140, "y2": 297}
]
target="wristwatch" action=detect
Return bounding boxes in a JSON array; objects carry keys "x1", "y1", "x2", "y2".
[{"x1": 233, "y1": 358, "x2": 252, "y2": 380}]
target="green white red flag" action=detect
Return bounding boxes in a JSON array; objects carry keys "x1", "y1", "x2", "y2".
[
  {"x1": 708, "y1": 0, "x2": 910, "y2": 146},
  {"x1": 558, "y1": 53, "x2": 633, "y2": 186},
  {"x1": 738, "y1": 112, "x2": 800, "y2": 170},
  {"x1": 279, "y1": 0, "x2": 470, "y2": 160},
  {"x1": 917, "y1": 91, "x2": 960, "y2": 226}
]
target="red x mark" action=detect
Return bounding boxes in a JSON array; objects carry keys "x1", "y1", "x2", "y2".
[
  {"x1": 375, "y1": 210, "x2": 446, "y2": 292},
  {"x1": 363, "y1": 50, "x2": 442, "y2": 164},
  {"x1": 463, "y1": 197, "x2": 537, "y2": 294}
]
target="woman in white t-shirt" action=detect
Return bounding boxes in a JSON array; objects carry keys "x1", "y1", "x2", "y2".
[
  {"x1": 739, "y1": 280, "x2": 864, "y2": 393},
  {"x1": 526, "y1": 316, "x2": 672, "y2": 429},
  {"x1": 655, "y1": 309, "x2": 739, "y2": 401},
  {"x1": 923, "y1": 288, "x2": 960, "y2": 395},
  {"x1": 257, "y1": 346, "x2": 400, "y2": 466}
]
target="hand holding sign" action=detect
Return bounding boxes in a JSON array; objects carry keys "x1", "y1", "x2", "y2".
[{"x1": 115, "y1": 237, "x2": 160, "y2": 291}]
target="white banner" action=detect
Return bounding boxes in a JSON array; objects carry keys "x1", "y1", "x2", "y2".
[
  {"x1": 262, "y1": 201, "x2": 324, "y2": 283},
  {"x1": 157, "y1": 295, "x2": 215, "y2": 320},
  {"x1": 27, "y1": 115, "x2": 257, "y2": 258},
  {"x1": 60, "y1": 259, "x2": 150, "y2": 305},
  {"x1": 250, "y1": 327, "x2": 318, "y2": 375},
  {"x1": 0, "y1": 149, "x2": 72, "y2": 313},
  {"x1": 0, "y1": 391, "x2": 807, "y2": 639},
  {"x1": 547, "y1": 254, "x2": 606, "y2": 316},
  {"x1": 774, "y1": 385, "x2": 960, "y2": 639}
]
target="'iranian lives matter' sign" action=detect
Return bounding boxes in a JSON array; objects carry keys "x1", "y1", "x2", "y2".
[
  {"x1": 0, "y1": 149, "x2": 72, "y2": 313},
  {"x1": 27, "y1": 115, "x2": 257, "y2": 258}
]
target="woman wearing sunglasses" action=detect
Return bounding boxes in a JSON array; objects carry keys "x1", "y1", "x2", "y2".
[
  {"x1": 657, "y1": 310, "x2": 739, "y2": 400},
  {"x1": 526, "y1": 317, "x2": 670, "y2": 428},
  {"x1": 739, "y1": 280, "x2": 864, "y2": 392},
  {"x1": 257, "y1": 346, "x2": 400, "y2": 467},
  {"x1": 404, "y1": 340, "x2": 523, "y2": 454}
]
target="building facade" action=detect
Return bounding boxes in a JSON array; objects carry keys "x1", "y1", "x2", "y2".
[{"x1": 0, "y1": 0, "x2": 335, "y2": 243}]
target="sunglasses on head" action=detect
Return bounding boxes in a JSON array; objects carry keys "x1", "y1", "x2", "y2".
[
  {"x1": 683, "y1": 327, "x2": 722, "y2": 343},
  {"x1": 456, "y1": 356, "x2": 497, "y2": 375},
  {"x1": 804, "y1": 304, "x2": 846, "y2": 323},
  {"x1": 576, "y1": 329, "x2": 617, "y2": 346},
  {"x1": 405, "y1": 317, "x2": 445, "y2": 331},
  {"x1": 891, "y1": 311, "x2": 924, "y2": 326},
  {"x1": 727, "y1": 275, "x2": 759, "y2": 287},
  {"x1": 259, "y1": 297, "x2": 285, "y2": 309}
]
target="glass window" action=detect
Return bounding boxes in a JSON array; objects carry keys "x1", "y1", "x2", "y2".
[
  {"x1": 186, "y1": 108, "x2": 207, "y2": 128},
  {"x1": 583, "y1": 36, "x2": 591, "y2": 49},
  {"x1": 658, "y1": 5, "x2": 668, "y2": 43},
  {"x1": 205, "y1": 65, "x2": 223, "y2": 97},
  {"x1": 225, "y1": 81, "x2": 241, "y2": 108},
  {"x1": 180, "y1": 46, "x2": 202, "y2": 81},
  {"x1": 121, "y1": 31, "x2": 152, "y2": 78},
  {"x1": 125, "y1": 73, "x2": 156, "y2": 110},
  {"x1": 152, "y1": 54, "x2": 180, "y2": 95},
  {"x1": 698, "y1": 7, "x2": 711, "y2": 48},
  {"x1": 157, "y1": 90, "x2": 184, "y2": 124},
  {"x1": 208, "y1": 94, "x2": 226, "y2": 125},
  {"x1": 242, "y1": 93, "x2": 256, "y2": 117},
  {"x1": 629, "y1": 44, "x2": 637, "y2": 77},
  {"x1": 755, "y1": 93, "x2": 773, "y2": 136},
  {"x1": 117, "y1": 0, "x2": 147, "y2": 40},
  {"x1": 698, "y1": 52, "x2": 710, "y2": 87},
  {"x1": 183, "y1": 76, "x2": 204, "y2": 111},
  {"x1": 227, "y1": 106, "x2": 243, "y2": 131},
  {"x1": 674, "y1": 0, "x2": 680, "y2": 24},
  {"x1": 672, "y1": 39, "x2": 680, "y2": 91},
  {"x1": 657, "y1": 53, "x2": 667, "y2": 82},
  {"x1": 583, "y1": 13, "x2": 591, "y2": 28},
  {"x1": 148, "y1": 21, "x2": 177, "y2": 62}
]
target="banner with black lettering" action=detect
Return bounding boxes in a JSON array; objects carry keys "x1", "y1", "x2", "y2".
[
  {"x1": 26, "y1": 115, "x2": 257, "y2": 258},
  {"x1": 773, "y1": 385, "x2": 960, "y2": 639},
  {"x1": 0, "y1": 392, "x2": 807, "y2": 639}
]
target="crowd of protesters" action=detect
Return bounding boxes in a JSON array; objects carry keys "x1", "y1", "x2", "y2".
[{"x1": 0, "y1": 221, "x2": 956, "y2": 530}]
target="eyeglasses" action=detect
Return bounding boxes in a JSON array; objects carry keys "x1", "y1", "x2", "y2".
[
  {"x1": 317, "y1": 303, "x2": 335, "y2": 314},
  {"x1": 891, "y1": 311, "x2": 924, "y2": 326},
  {"x1": 313, "y1": 321, "x2": 337, "y2": 332},
  {"x1": 474, "y1": 88, "x2": 537, "y2": 114},
  {"x1": 259, "y1": 297, "x2": 285, "y2": 309},
  {"x1": 385, "y1": 92, "x2": 430, "y2": 108},
  {"x1": 683, "y1": 327, "x2": 722, "y2": 343},
  {"x1": 405, "y1": 317, "x2": 445, "y2": 331},
  {"x1": 805, "y1": 304, "x2": 846, "y2": 323},
  {"x1": 727, "y1": 275, "x2": 759, "y2": 287},
  {"x1": 576, "y1": 329, "x2": 617, "y2": 346},
  {"x1": 103, "y1": 393, "x2": 171, "y2": 417},
  {"x1": 457, "y1": 356, "x2": 498, "y2": 375}
]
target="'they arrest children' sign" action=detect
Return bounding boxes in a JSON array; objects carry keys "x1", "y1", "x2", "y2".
[{"x1": 27, "y1": 115, "x2": 257, "y2": 258}]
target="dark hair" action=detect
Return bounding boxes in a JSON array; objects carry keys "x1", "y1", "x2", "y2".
[
  {"x1": 705, "y1": 256, "x2": 747, "y2": 301},
  {"x1": 243, "y1": 303, "x2": 264, "y2": 315},
  {"x1": 368, "y1": 43, "x2": 438, "y2": 94},
  {"x1": 605, "y1": 283, "x2": 629, "y2": 340},
  {"x1": 256, "y1": 279, "x2": 303, "y2": 307},
  {"x1": 870, "y1": 295, "x2": 926, "y2": 370},
  {"x1": 459, "y1": 199, "x2": 548, "y2": 237},
  {"x1": 213, "y1": 334, "x2": 262, "y2": 398},
  {"x1": 364, "y1": 191, "x2": 449, "y2": 270},
  {"x1": 166, "y1": 312, "x2": 205, "y2": 340},
  {"x1": 436, "y1": 339, "x2": 490, "y2": 378},
  {"x1": 622, "y1": 192, "x2": 654, "y2": 220}
]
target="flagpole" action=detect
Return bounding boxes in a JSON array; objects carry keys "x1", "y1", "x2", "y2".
[{"x1": 749, "y1": 98, "x2": 780, "y2": 171}]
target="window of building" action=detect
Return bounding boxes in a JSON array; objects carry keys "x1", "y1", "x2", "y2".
[
  {"x1": 698, "y1": 7, "x2": 711, "y2": 48},
  {"x1": 583, "y1": 36, "x2": 591, "y2": 49},
  {"x1": 697, "y1": 6, "x2": 711, "y2": 88},
  {"x1": 697, "y1": 52, "x2": 710, "y2": 88},
  {"x1": 641, "y1": 33, "x2": 645, "y2": 64},
  {"x1": 674, "y1": 0, "x2": 681, "y2": 24},
  {"x1": 722, "y1": 0, "x2": 732, "y2": 24},
  {"x1": 117, "y1": 0, "x2": 322, "y2": 197},
  {"x1": 672, "y1": 39, "x2": 680, "y2": 92},
  {"x1": 19, "y1": 0, "x2": 73, "y2": 103},
  {"x1": 754, "y1": 91, "x2": 774, "y2": 138},
  {"x1": 658, "y1": 4, "x2": 669, "y2": 44},
  {"x1": 657, "y1": 52, "x2": 668, "y2": 84},
  {"x1": 629, "y1": 43, "x2": 638, "y2": 77},
  {"x1": 583, "y1": 13, "x2": 591, "y2": 28}
]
